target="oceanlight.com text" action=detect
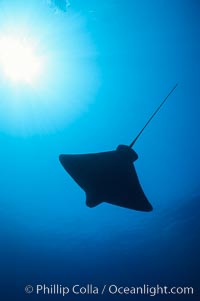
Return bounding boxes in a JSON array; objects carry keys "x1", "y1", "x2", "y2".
[{"x1": 25, "y1": 283, "x2": 195, "y2": 297}]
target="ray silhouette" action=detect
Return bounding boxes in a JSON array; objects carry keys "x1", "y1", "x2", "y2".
[{"x1": 59, "y1": 84, "x2": 178, "y2": 211}]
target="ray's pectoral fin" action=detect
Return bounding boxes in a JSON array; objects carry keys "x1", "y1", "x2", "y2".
[
  {"x1": 86, "y1": 193, "x2": 103, "y2": 208},
  {"x1": 59, "y1": 146, "x2": 153, "y2": 212}
]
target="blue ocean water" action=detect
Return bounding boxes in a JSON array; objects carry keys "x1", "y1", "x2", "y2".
[{"x1": 0, "y1": 1, "x2": 199, "y2": 300}]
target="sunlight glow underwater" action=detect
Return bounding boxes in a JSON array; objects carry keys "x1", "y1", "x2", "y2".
[
  {"x1": 0, "y1": 35, "x2": 43, "y2": 84},
  {"x1": 0, "y1": 2, "x2": 98, "y2": 135}
]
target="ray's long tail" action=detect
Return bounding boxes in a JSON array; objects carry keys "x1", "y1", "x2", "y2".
[{"x1": 129, "y1": 83, "x2": 178, "y2": 148}]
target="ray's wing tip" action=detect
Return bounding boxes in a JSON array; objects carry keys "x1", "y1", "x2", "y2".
[
  {"x1": 145, "y1": 203, "x2": 153, "y2": 212},
  {"x1": 59, "y1": 154, "x2": 65, "y2": 163},
  {"x1": 136, "y1": 199, "x2": 153, "y2": 212}
]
